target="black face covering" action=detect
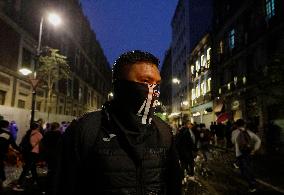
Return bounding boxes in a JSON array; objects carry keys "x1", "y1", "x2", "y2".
[
  {"x1": 112, "y1": 80, "x2": 160, "y2": 125},
  {"x1": 106, "y1": 80, "x2": 160, "y2": 163}
]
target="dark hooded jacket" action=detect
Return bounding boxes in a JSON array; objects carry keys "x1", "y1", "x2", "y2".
[{"x1": 54, "y1": 106, "x2": 181, "y2": 195}]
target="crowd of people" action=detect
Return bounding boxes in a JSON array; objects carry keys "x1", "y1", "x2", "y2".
[
  {"x1": 174, "y1": 118, "x2": 261, "y2": 192},
  {"x1": 0, "y1": 118, "x2": 71, "y2": 194}
]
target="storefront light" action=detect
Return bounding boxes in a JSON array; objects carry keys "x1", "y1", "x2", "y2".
[{"x1": 243, "y1": 76, "x2": 247, "y2": 84}]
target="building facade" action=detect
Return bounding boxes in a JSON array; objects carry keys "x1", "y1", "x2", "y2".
[
  {"x1": 171, "y1": 0, "x2": 213, "y2": 124},
  {"x1": 160, "y1": 48, "x2": 172, "y2": 115},
  {"x1": 211, "y1": 0, "x2": 284, "y2": 152},
  {"x1": 189, "y1": 34, "x2": 213, "y2": 127},
  {"x1": 0, "y1": 0, "x2": 112, "y2": 135}
]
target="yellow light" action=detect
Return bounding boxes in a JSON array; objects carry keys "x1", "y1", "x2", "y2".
[
  {"x1": 19, "y1": 68, "x2": 32, "y2": 76},
  {"x1": 172, "y1": 78, "x2": 180, "y2": 84}
]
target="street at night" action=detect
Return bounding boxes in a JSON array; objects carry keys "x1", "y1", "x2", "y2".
[
  {"x1": 1, "y1": 146, "x2": 284, "y2": 194},
  {"x1": 1, "y1": 0, "x2": 284, "y2": 195}
]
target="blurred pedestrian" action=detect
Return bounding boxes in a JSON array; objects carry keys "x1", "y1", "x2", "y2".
[
  {"x1": 8, "y1": 120, "x2": 19, "y2": 142},
  {"x1": 175, "y1": 121, "x2": 196, "y2": 178},
  {"x1": 54, "y1": 50, "x2": 182, "y2": 195},
  {"x1": 41, "y1": 122, "x2": 62, "y2": 195},
  {"x1": 13, "y1": 123, "x2": 43, "y2": 191},
  {"x1": 231, "y1": 119, "x2": 261, "y2": 192},
  {"x1": 0, "y1": 120, "x2": 20, "y2": 193}
]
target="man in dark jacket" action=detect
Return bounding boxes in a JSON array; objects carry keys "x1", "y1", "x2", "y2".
[
  {"x1": 0, "y1": 120, "x2": 20, "y2": 192},
  {"x1": 54, "y1": 50, "x2": 182, "y2": 195},
  {"x1": 175, "y1": 121, "x2": 196, "y2": 178}
]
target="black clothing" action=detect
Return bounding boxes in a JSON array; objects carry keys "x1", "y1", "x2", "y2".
[
  {"x1": 0, "y1": 128, "x2": 19, "y2": 181},
  {"x1": 54, "y1": 109, "x2": 181, "y2": 195},
  {"x1": 175, "y1": 127, "x2": 196, "y2": 176}
]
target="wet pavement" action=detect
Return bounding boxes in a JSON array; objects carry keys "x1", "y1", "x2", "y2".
[{"x1": 2, "y1": 147, "x2": 284, "y2": 195}]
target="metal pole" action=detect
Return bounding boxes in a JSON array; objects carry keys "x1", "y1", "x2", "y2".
[{"x1": 30, "y1": 17, "x2": 43, "y2": 127}]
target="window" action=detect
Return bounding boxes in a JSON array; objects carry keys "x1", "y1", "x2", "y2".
[
  {"x1": 18, "y1": 99, "x2": 25, "y2": 109},
  {"x1": 59, "y1": 106, "x2": 63, "y2": 114},
  {"x1": 191, "y1": 65, "x2": 194, "y2": 74},
  {"x1": 191, "y1": 88, "x2": 195, "y2": 100},
  {"x1": 196, "y1": 60, "x2": 200, "y2": 72},
  {"x1": 22, "y1": 48, "x2": 32, "y2": 69},
  {"x1": 79, "y1": 87, "x2": 83, "y2": 103},
  {"x1": 196, "y1": 85, "x2": 200, "y2": 98},
  {"x1": 0, "y1": 90, "x2": 6, "y2": 105},
  {"x1": 201, "y1": 55, "x2": 205, "y2": 67},
  {"x1": 207, "y1": 78, "x2": 211, "y2": 92},
  {"x1": 36, "y1": 101, "x2": 41, "y2": 111},
  {"x1": 229, "y1": 29, "x2": 235, "y2": 49},
  {"x1": 206, "y1": 48, "x2": 211, "y2": 68},
  {"x1": 201, "y1": 81, "x2": 205, "y2": 95},
  {"x1": 266, "y1": 0, "x2": 275, "y2": 20},
  {"x1": 219, "y1": 41, "x2": 224, "y2": 54}
]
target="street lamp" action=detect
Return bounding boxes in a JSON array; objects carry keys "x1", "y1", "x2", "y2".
[
  {"x1": 23, "y1": 12, "x2": 62, "y2": 127},
  {"x1": 172, "y1": 77, "x2": 183, "y2": 126},
  {"x1": 108, "y1": 92, "x2": 114, "y2": 101}
]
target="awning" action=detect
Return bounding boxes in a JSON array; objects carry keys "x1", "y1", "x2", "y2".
[
  {"x1": 216, "y1": 112, "x2": 229, "y2": 123},
  {"x1": 214, "y1": 103, "x2": 223, "y2": 113}
]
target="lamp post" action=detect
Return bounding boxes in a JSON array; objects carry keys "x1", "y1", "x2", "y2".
[
  {"x1": 172, "y1": 77, "x2": 183, "y2": 126},
  {"x1": 20, "y1": 12, "x2": 62, "y2": 128}
]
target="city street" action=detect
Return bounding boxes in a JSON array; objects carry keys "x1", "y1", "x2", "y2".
[{"x1": 2, "y1": 147, "x2": 284, "y2": 195}]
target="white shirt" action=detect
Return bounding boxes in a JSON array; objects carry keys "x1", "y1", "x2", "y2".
[{"x1": 231, "y1": 127, "x2": 261, "y2": 157}]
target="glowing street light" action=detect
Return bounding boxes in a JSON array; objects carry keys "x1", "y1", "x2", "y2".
[
  {"x1": 19, "y1": 68, "x2": 32, "y2": 76},
  {"x1": 22, "y1": 12, "x2": 62, "y2": 127},
  {"x1": 47, "y1": 13, "x2": 62, "y2": 26},
  {"x1": 172, "y1": 78, "x2": 180, "y2": 84}
]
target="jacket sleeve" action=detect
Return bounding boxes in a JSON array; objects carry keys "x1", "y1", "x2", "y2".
[
  {"x1": 167, "y1": 136, "x2": 182, "y2": 195},
  {"x1": 52, "y1": 119, "x2": 81, "y2": 195}
]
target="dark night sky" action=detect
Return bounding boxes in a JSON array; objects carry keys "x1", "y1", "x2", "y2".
[{"x1": 80, "y1": 0, "x2": 178, "y2": 66}]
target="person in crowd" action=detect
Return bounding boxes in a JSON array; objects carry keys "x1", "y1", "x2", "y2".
[
  {"x1": 8, "y1": 120, "x2": 19, "y2": 142},
  {"x1": 13, "y1": 123, "x2": 43, "y2": 191},
  {"x1": 41, "y1": 122, "x2": 62, "y2": 195},
  {"x1": 175, "y1": 121, "x2": 196, "y2": 179},
  {"x1": 0, "y1": 120, "x2": 20, "y2": 193},
  {"x1": 225, "y1": 120, "x2": 233, "y2": 149},
  {"x1": 231, "y1": 119, "x2": 261, "y2": 193},
  {"x1": 54, "y1": 50, "x2": 182, "y2": 195},
  {"x1": 215, "y1": 122, "x2": 225, "y2": 147},
  {"x1": 198, "y1": 124, "x2": 211, "y2": 162}
]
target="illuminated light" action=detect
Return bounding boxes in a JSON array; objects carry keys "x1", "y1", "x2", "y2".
[
  {"x1": 162, "y1": 112, "x2": 167, "y2": 116},
  {"x1": 204, "y1": 110, "x2": 208, "y2": 114},
  {"x1": 227, "y1": 83, "x2": 231, "y2": 90},
  {"x1": 19, "y1": 68, "x2": 32, "y2": 76},
  {"x1": 172, "y1": 78, "x2": 180, "y2": 84},
  {"x1": 234, "y1": 76, "x2": 238, "y2": 85},
  {"x1": 219, "y1": 88, "x2": 222, "y2": 94},
  {"x1": 169, "y1": 112, "x2": 181, "y2": 118},
  {"x1": 47, "y1": 13, "x2": 62, "y2": 26},
  {"x1": 193, "y1": 112, "x2": 201, "y2": 117},
  {"x1": 243, "y1": 76, "x2": 247, "y2": 84},
  {"x1": 182, "y1": 101, "x2": 189, "y2": 106}
]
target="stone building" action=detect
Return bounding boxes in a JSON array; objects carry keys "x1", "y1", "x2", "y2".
[
  {"x1": 211, "y1": 0, "x2": 284, "y2": 152},
  {"x1": 0, "y1": 0, "x2": 111, "y2": 136},
  {"x1": 171, "y1": 0, "x2": 213, "y2": 124},
  {"x1": 189, "y1": 34, "x2": 213, "y2": 127}
]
